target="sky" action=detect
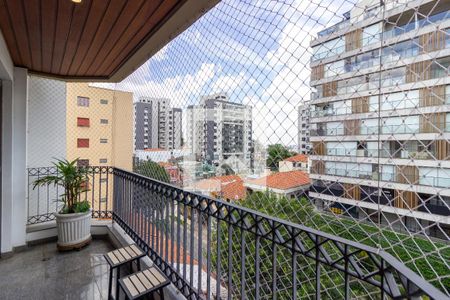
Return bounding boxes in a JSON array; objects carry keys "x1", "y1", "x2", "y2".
[{"x1": 95, "y1": 0, "x2": 357, "y2": 146}]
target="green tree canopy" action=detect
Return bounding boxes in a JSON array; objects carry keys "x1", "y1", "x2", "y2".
[
  {"x1": 266, "y1": 144, "x2": 296, "y2": 171},
  {"x1": 212, "y1": 192, "x2": 449, "y2": 297},
  {"x1": 134, "y1": 160, "x2": 170, "y2": 183}
]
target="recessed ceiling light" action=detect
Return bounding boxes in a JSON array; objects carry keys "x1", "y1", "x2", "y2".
[{"x1": 71, "y1": 0, "x2": 82, "y2": 3}]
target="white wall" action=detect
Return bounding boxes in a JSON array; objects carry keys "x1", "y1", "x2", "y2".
[
  {"x1": 27, "y1": 77, "x2": 66, "y2": 167},
  {"x1": 1, "y1": 67, "x2": 28, "y2": 253}
]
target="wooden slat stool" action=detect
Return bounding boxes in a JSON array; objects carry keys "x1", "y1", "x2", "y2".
[
  {"x1": 104, "y1": 244, "x2": 146, "y2": 300},
  {"x1": 119, "y1": 267, "x2": 170, "y2": 300}
]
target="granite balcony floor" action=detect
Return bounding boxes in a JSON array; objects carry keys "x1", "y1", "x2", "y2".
[{"x1": 0, "y1": 239, "x2": 115, "y2": 300}]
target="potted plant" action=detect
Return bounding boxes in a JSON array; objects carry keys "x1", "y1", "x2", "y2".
[{"x1": 33, "y1": 158, "x2": 92, "y2": 251}]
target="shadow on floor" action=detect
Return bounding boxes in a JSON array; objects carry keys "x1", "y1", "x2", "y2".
[{"x1": 0, "y1": 238, "x2": 115, "y2": 300}]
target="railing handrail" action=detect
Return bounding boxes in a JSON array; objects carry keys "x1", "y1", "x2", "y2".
[
  {"x1": 112, "y1": 167, "x2": 449, "y2": 300},
  {"x1": 27, "y1": 166, "x2": 114, "y2": 224}
]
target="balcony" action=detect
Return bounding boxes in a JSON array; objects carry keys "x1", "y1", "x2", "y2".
[
  {"x1": 19, "y1": 166, "x2": 447, "y2": 299},
  {"x1": 0, "y1": 239, "x2": 114, "y2": 299},
  {"x1": 0, "y1": 0, "x2": 449, "y2": 299}
]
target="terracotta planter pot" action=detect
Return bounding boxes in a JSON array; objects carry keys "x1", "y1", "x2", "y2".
[{"x1": 55, "y1": 211, "x2": 91, "y2": 251}]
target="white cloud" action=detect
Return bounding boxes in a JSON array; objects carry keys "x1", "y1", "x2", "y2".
[
  {"x1": 93, "y1": 62, "x2": 215, "y2": 108},
  {"x1": 211, "y1": 72, "x2": 254, "y2": 94},
  {"x1": 244, "y1": 96, "x2": 298, "y2": 147}
]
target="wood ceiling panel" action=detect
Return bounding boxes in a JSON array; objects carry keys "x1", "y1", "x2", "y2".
[
  {"x1": 51, "y1": 2, "x2": 74, "y2": 74},
  {"x1": 59, "y1": 0, "x2": 93, "y2": 75},
  {"x1": 75, "y1": 0, "x2": 128, "y2": 76},
  {"x1": 95, "y1": 0, "x2": 166, "y2": 76},
  {"x1": 0, "y1": 0, "x2": 216, "y2": 81},
  {"x1": 0, "y1": 0, "x2": 21, "y2": 65},
  {"x1": 84, "y1": 0, "x2": 148, "y2": 76},
  {"x1": 67, "y1": 0, "x2": 111, "y2": 75},
  {"x1": 40, "y1": 0, "x2": 58, "y2": 74},
  {"x1": 23, "y1": 0, "x2": 41, "y2": 71},
  {"x1": 5, "y1": 0, "x2": 32, "y2": 68},
  {"x1": 102, "y1": 0, "x2": 179, "y2": 76}
]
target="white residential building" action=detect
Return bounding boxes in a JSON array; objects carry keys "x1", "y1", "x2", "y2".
[
  {"x1": 308, "y1": 0, "x2": 450, "y2": 239},
  {"x1": 186, "y1": 93, "x2": 253, "y2": 175}
]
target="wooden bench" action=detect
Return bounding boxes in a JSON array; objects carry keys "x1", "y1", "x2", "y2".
[
  {"x1": 104, "y1": 244, "x2": 146, "y2": 300},
  {"x1": 119, "y1": 267, "x2": 170, "y2": 300}
]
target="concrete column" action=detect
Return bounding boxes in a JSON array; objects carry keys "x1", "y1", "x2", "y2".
[
  {"x1": 11, "y1": 67, "x2": 27, "y2": 248},
  {"x1": 1, "y1": 67, "x2": 28, "y2": 253},
  {"x1": 1, "y1": 79, "x2": 13, "y2": 253}
]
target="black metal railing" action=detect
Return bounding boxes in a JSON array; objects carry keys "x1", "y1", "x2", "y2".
[
  {"x1": 27, "y1": 166, "x2": 113, "y2": 224},
  {"x1": 112, "y1": 168, "x2": 447, "y2": 300}
]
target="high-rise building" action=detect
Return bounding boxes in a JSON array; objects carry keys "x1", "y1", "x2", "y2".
[
  {"x1": 186, "y1": 93, "x2": 253, "y2": 174},
  {"x1": 66, "y1": 83, "x2": 133, "y2": 170},
  {"x1": 298, "y1": 102, "x2": 311, "y2": 154},
  {"x1": 308, "y1": 0, "x2": 450, "y2": 239},
  {"x1": 134, "y1": 97, "x2": 182, "y2": 150}
]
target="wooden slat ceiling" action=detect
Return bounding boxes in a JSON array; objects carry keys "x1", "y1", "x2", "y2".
[{"x1": 0, "y1": 0, "x2": 217, "y2": 82}]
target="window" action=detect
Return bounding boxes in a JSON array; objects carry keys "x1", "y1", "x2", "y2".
[
  {"x1": 100, "y1": 197, "x2": 107, "y2": 203},
  {"x1": 77, "y1": 96, "x2": 89, "y2": 107},
  {"x1": 362, "y1": 23, "x2": 381, "y2": 46},
  {"x1": 100, "y1": 138, "x2": 108, "y2": 144},
  {"x1": 100, "y1": 178, "x2": 108, "y2": 183},
  {"x1": 419, "y1": 167, "x2": 450, "y2": 188},
  {"x1": 99, "y1": 158, "x2": 108, "y2": 164},
  {"x1": 326, "y1": 122, "x2": 344, "y2": 136},
  {"x1": 381, "y1": 165, "x2": 395, "y2": 181},
  {"x1": 77, "y1": 159, "x2": 89, "y2": 167},
  {"x1": 312, "y1": 37, "x2": 345, "y2": 61},
  {"x1": 360, "y1": 118, "x2": 378, "y2": 135},
  {"x1": 327, "y1": 141, "x2": 357, "y2": 156},
  {"x1": 324, "y1": 60, "x2": 345, "y2": 78},
  {"x1": 77, "y1": 138, "x2": 89, "y2": 148},
  {"x1": 100, "y1": 99, "x2": 108, "y2": 105},
  {"x1": 77, "y1": 117, "x2": 90, "y2": 127},
  {"x1": 382, "y1": 116, "x2": 419, "y2": 134},
  {"x1": 100, "y1": 119, "x2": 109, "y2": 124}
]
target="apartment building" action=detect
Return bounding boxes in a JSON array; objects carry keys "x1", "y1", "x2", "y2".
[
  {"x1": 298, "y1": 102, "x2": 311, "y2": 154},
  {"x1": 186, "y1": 93, "x2": 253, "y2": 175},
  {"x1": 134, "y1": 97, "x2": 182, "y2": 150},
  {"x1": 66, "y1": 83, "x2": 133, "y2": 170},
  {"x1": 308, "y1": 0, "x2": 450, "y2": 239}
]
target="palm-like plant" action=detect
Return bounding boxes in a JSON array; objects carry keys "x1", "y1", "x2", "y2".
[{"x1": 33, "y1": 158, "x2": 90, "y2": 214}]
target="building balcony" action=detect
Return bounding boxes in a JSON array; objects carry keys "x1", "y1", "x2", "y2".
[
  {"x1": 0, "y1": 1, "x2": 449, "y2": 299},
  {"x1": 0, "y1": 238, "x2": 114, "y2": 299},
  {"x1": 16, "y1": 166, "x2": 447, "y2": 300}
]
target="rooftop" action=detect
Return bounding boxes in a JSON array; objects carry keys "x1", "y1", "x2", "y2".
[
  {"x1": 186, "y1": 174, "x2": 247, "y2": 201},
  {"x1": 246, "y1": 170, "x2": 311, "y2": 190},
  {"x1": 283, "y1": 154, "x2": 308, "y2": 163}
]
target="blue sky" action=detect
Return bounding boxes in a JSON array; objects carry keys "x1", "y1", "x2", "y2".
[{"x1": 110, "y1": 0, "x2": 357, "y2": 145}]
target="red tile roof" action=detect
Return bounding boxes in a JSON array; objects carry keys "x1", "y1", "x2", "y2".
[
  {"x1": 246, "y1": 170, "x2": 310, "y2": 190},
  {"x1": 143, "y1": 148, "x2": 165, "y2": 152},
  {"x1": 191, "y1": 175, "x2": 245, "y2": 201},
  {"x1": 283, "y1": 154, "x2": 308, "y2": 163},
  {"x1": 221, "y1": 179, "x2": 246, "y2": 201},
  {"x1": 213, "y1": 175, "x2": 242, "y2": 183}
]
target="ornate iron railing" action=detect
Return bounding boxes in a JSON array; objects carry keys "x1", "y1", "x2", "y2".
[
  {"x1": 26, "y1": 166, "x2": 113, "y2": 224},
  {"x1": 112, "y1": 168, "x2": 448, "y2": 300}
]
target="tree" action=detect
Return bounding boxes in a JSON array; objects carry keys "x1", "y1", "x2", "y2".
[
  {"x1": 212, "y1": 192, "x2": 450, "y2": 296},
  {"x1": 266, "y1": 144, "x2": 296, "y2": 171},
  {"x1": 134, "y1": 160, "x2": 170, "y2": 183}
]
